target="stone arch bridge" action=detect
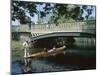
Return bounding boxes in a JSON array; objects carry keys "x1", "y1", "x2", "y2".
[{"x1": 12, "y1": 20, "x2": 96, "y2": 39}]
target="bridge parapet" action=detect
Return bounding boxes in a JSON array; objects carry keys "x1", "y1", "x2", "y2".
[
  {"x1": 12, "y1": 24, "x2": 30, "y2": 32},
  {"x1": 31, "y1": 20, "x2": 95, "y2": 34},
  {"x1": 12, "y1": 20, "x2": 96, "y2": 34}
]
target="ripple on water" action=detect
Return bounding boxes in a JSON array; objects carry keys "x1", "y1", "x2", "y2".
[
  {"x1": 11, "y1": 61, "x2": 22, "y2": 74},
  {"x1": 31, "y1": 58, "x2": 75, "y2": 73}
]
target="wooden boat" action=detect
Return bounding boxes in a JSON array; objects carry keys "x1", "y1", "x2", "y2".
[{"x1": 26, "y1": 45, "x2": 66, "y2": 58}]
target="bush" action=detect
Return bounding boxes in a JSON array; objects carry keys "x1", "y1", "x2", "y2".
[{"x1": 11, "y1": 40, "x2": 22, "y2": 49}]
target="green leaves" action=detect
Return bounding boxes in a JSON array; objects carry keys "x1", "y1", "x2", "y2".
[
  {"x1": 12, "y1": 1, "x2": 37, "y2": 24},
  {"x1": 48, "y1": 4, "x2": 81, "y2": 24},
  {"x1": 12, "y1": 1, "x2": 95, "y2": 24}
]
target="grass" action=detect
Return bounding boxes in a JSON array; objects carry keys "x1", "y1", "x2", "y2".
[
  {"x1": 11, "y1": 40, "x2": 23, "y2": 61},
  {"x1": 11, "y1": 40, "x2": 22, "y2": 49}
]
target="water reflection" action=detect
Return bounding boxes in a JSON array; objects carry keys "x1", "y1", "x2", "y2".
[
  {"x1": 11, "y1": 37, "x2": 96, "y2": 74},
  {"x1": 12, "y1": 48, "x2": 96, "y2": 74},
  {"x1": 12, "y1": 61, "x2": 22, "y2": 74}
]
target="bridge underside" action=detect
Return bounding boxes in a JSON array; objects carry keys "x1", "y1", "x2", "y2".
[{"x1": 31, "y1": 32, "x2": 95, "y2": 41}]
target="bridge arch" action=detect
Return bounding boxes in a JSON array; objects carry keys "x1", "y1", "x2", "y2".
[{"x1": 31, "y1": 32, "x2": 95, "y2": 41}]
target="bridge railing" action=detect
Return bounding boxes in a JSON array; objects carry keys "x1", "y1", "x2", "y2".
[
  {"x1": 12, "y1": 24, "x2": 30, "y2": 32},
  {"x1": 12, "y1": 20, "x2": 96, "y2": 34},
  {"x1": 31, "y1": 20, "x2": 96, "y2": 34}
]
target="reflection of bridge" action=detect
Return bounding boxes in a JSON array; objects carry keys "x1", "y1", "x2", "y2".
[
  {"x1": 12, "y1": 20, "x2": 96, "y2": 40},
  {"x1": 12, "y1": 20, "x2": 96, "y2": 48}
]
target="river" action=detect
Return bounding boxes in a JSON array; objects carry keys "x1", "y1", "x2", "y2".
[{"x1": 11, "y1": 47, "x2": 96, "y2": 75}]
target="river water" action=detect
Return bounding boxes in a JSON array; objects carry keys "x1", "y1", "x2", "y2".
[{"x1": 11, "y1": 48, "x2": 96, "y2": 75}]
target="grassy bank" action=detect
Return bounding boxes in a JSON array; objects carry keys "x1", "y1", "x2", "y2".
[
  {"x1": 11, "y1": 40, "x2": 22, "y2": 49},
  {"x1": 12, "y1": 49, "x2": 24, "y2": 61},
  {"x1": 11, "y1": 40, "x2": 23, "y2": 61}
]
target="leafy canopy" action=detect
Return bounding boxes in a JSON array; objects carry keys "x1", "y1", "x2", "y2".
[{"x1": 12, "y1": 1, "x2": 95, "y2": 24}]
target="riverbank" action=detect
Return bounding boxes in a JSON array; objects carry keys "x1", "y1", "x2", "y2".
[{"x1": 11, "y1": 40, "x2": 22, "y2": 50}]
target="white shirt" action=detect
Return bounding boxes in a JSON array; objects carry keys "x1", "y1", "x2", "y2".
[
  {"x1": 23, "y1": 41, "x2": 29, "y2": 48},
  {"x1": 48, "y1": 47, "x2": 56, "y2": 53}
]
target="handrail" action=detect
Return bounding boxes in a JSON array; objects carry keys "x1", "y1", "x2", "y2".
[{"x1": 11, "y1": 20, "x2": 96, "y2": 34}]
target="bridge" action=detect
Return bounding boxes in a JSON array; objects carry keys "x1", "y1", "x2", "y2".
[
  {"x1": 31, "y1": 32, "x2": 95, "y2": 41},
  {"x1": 12, "y1": 20, "x2": 96, "y2": 40},
  {"x1": 12, "y1": 20, "x2": 96, "y2": 48}
]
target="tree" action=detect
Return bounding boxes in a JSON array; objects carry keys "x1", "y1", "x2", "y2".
[
  {"x1": 81, "y1": 5, "x2": 95, "y2": 20},
  {"x1": 12, "y1": 1, "x2": 37, "y2": 24},
  {"x1": 47, "y1": 5, "x2": 95, "y2": 25},
  {"x1": 47, "y1": 4, "x2": 81, "y2": 25},
  {"x1": 12, "y1": 1, "x2": 95, "y2": 25}
]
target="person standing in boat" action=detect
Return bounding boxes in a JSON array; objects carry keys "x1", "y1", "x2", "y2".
[
  {"x1": 22, "y1": 40, "x2": 33, "y2": 73},
  {"x1": 23, "y1": 41, "x2": 30, "y2": 58}
]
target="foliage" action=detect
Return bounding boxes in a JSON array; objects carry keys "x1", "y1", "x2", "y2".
[
  {"x1": 12, "y1": 1, "x2": 95, "y2": 25},
  {"x1": 12, "y1": 1, "x2": 37, "y2": 24},
  {"x1": 12, "y1": 40, "x2": 22, "y2": 49}
]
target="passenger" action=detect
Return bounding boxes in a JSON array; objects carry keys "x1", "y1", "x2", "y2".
[
  {"x1": 43, "y1": 48, "x2": 47, "y2": 52},
  {"x1": 48, "y1": 46, "x2": 56, "y2": 56},
  {"x1": 62, "y1": 45, "x2": 66, "y2": 48},
  {"x1": 62, "y1": 45, "x2": 66, "y2": 55}
]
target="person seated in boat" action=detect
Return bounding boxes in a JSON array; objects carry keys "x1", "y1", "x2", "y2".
[
  {"x1": 62, "y1": 45, "x2": 66, "y2": 48},
  {"x1": 48, "y1": 46, "x2": 56, "y2": 56},
  {"x1": 43, "y1": 48, "x2": 48, "y2": 52},
  {"x1": 62, "y1": 45, "x2": 66, "y2": 55}
]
